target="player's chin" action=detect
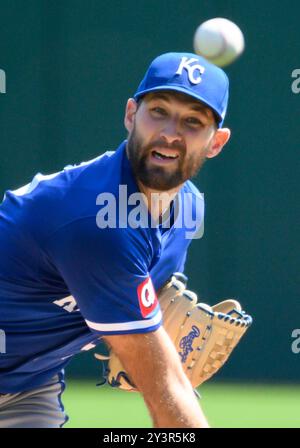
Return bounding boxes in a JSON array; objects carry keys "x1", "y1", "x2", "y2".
[{"x1": 142, "y1": 167, "x2": 184, "y2": 191}]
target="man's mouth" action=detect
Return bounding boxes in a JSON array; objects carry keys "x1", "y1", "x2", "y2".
[{"x1": 151, "y1": 148, "x2": 179, "y2": 161}]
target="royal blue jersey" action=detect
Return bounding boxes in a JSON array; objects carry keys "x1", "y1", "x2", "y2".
[{"x1": 0, "y1": 141, "x2": 204, "y2": 393}]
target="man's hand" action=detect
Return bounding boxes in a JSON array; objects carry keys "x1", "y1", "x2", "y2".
[{"x1": 103, "y1": 327, "x2": 209, "y2": 428}]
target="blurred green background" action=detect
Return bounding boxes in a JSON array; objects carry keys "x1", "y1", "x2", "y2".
[
  {"x1": 63, "y1": 381, "x2": 300, "y2": 428},
  {"x1": 0, "y1": 0, "x2": 299, "y2": 427}
]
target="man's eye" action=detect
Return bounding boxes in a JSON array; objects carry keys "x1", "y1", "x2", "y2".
[
  {"x1": 185, "y1": 117, "x2": 203, "y2": 127},
  {"x1": 151, "y1": 107, "x2": 167, "y2": 116}
]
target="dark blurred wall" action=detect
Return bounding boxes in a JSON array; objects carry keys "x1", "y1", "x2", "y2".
[{"x1": 0, "y1": 0, "x2": 299, "y2": 381}]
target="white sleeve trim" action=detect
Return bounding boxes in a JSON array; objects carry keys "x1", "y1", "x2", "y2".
[{"x1": 85, "y1": 309, "x2": 162, "y2": 332}]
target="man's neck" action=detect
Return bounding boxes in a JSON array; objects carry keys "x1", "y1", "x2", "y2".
[{"x1": 137, "y1": 180, "x2": 181, "y2": 222}]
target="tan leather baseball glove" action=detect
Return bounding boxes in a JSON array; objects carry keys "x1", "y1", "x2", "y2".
[{"x1": 95, "y1": 273, "x2": 252, "y2": 391}]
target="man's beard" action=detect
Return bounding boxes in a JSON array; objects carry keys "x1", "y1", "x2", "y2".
[{"x1": 127, "y1": 125, "x2": 208, "y2": 191}]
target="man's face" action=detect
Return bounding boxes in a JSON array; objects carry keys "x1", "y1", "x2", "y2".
[{"x1": 126, "y1": 91, "x2": 219, "y2": 191}]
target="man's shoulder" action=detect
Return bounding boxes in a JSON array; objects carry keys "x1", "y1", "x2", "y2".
[
  {"x1": 29, "y1": 149, "x2": 120, "y2": 198},
  {"x1": 0, "y1": 147, "x2": 126, "y2": 243},
  {"x1": 58, "y1": 149, "x2": 119, "y2": 188},
  {"x1": 3, "y1": 150, "x2": 118, "y2": 204},
  {"x1": 182, "y1": 179, "x2": 204, "y2": 202}
]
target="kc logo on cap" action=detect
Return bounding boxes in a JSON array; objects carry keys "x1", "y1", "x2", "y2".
[{"x1": 176, "y1": 57, "x2": 205, "y2": 85}]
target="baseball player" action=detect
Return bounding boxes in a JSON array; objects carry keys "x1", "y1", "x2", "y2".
[{"x1": 0, "y1": 52, "x2": 233, "y2": 428}]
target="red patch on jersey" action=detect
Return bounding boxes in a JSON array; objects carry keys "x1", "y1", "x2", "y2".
[{"x1": 137, "y1": 277, "x2": 158, "y2": 318}]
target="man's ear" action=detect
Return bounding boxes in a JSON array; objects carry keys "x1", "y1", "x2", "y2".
[
  {"x1": 124, "y1": 98, "x2": 138, "y2": 133},
  {"x1": 206, "y1": 128, "x2": 231, "y2": 159}
]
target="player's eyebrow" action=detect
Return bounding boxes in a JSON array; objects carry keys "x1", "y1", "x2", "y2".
[{"x1": 188, "y1": 103, "x2": 211, "y2": 116}]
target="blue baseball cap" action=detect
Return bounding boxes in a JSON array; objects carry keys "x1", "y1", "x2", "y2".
[{"x1": 134, "y1": 52, "x2": 229, "y2": 127}]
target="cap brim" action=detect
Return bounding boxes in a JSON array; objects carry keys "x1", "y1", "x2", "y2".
[{"x1": 133, "y1": 85, "x2": 222, "y2": 126}]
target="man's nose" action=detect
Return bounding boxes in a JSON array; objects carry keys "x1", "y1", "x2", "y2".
[{"x1": 160, "y1": 119, "x2": 182, "y2": 144}]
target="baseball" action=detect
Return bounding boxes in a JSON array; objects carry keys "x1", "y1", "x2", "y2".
[{"x1": 193, "y1": 18, "x2": 245, "y2": 67}]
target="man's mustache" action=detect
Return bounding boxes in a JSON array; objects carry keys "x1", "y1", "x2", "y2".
[{"x1": 144, "y1": 139, "x2": 186, "y2": 155}]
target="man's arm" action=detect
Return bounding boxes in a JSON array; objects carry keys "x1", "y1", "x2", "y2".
[{"x1": 103, "y1": 326, "x2": 209, "y2": 428}]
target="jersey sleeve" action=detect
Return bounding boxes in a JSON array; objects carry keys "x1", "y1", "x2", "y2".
[{"x1": 45, "y1": 218, "x2": 162, "y2": 335}]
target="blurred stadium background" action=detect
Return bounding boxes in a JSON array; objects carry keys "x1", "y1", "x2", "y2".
[{"x1": 0, "y1": 0, "x2": 299, "y2": 428}]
